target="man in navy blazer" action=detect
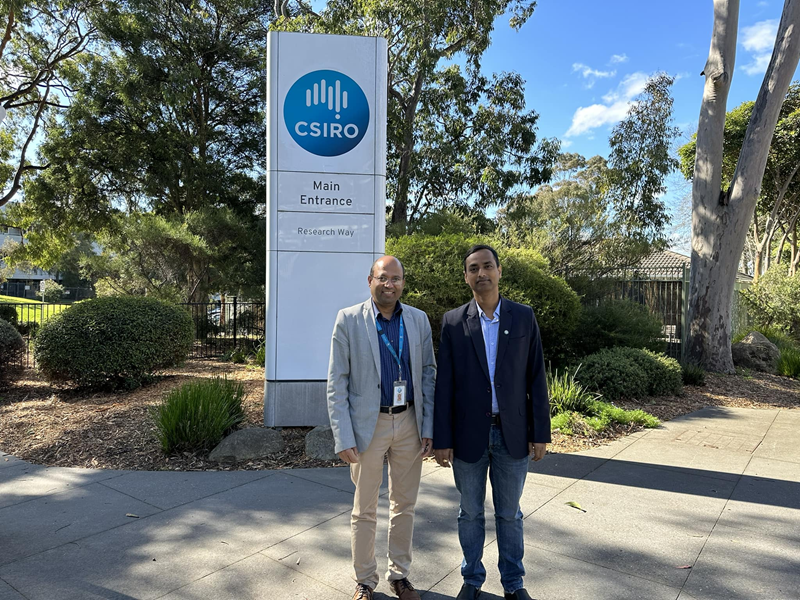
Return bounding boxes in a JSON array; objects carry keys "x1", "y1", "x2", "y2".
[{"x1": 433, "y1": 244, "x2": 550, "y2": 600}]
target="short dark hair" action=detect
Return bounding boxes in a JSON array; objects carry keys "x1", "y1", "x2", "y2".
[
  {"x1": 370, "y1": 256, "x2": 405, "y2": 278},
  {"x1": 463, "y1": 244, "x2": 500, "y2": 272}
]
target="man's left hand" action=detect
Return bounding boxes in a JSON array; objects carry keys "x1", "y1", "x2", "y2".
[
  {"x1": 529, "y1": 442, "x2": 547, "y2": 461},
  {"x1": 420, "y1": 438, "x2": 433, "y2": 458}
]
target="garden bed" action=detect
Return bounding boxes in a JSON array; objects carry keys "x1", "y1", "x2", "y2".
[{"x1": 0, "y1": 359, "x2": 798, "y2": 471}]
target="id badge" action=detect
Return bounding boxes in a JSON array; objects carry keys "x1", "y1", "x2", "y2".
[{"x1": 392, "y1": 380, "x2": 407, "y2": 407}]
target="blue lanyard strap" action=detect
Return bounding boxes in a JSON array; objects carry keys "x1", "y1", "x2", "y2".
[{"x1": 375, "y1": 315, "x2": 404, "y2": 379}]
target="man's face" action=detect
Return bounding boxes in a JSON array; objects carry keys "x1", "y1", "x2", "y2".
[
  {"x1": 464, "y1": 249, "x2": 502, "y2": 294},
  {"x1": 368, "y1": 258, "x2": 405, "y2": 308}
]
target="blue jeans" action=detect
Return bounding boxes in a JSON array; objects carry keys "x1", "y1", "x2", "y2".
[{"x1": 452, "y1": 424, "x2": 529, "y2": 594}]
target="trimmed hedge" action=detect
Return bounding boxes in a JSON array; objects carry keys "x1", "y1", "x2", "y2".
[
  {"x1": 0, "y1": 318, "x2": 25, "y2": 380},
  {"x1": 571, "y1": 299, "x2": 665, "y2": 357},
  {"x1": 387, "y1": 233, "x2": 581, "y2": 362},
  {"x1": 575, "y1": 347, "x2": 682, "y2": 400},
  {"x1": 34, "y1": 296, "x2": 193, "y2": 389},
  {"x1": 0, "y1": 305, "x2": 18, "y2": 327}
]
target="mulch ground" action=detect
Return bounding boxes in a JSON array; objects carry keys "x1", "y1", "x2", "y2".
[{"x1": 0, "y1": 360, "x2": 798, "y2": 471}]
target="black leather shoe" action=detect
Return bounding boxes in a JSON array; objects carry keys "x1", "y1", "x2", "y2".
[
  {"x1": 456, "y1": 583, "x2": 481, "y2": 600},
  {"x1": 504, "y1": 588, "x2": 534, "y2": 600}
]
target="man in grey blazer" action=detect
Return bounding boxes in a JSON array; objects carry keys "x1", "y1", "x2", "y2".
[{"x1": 327, "y1": 255, "x2": 436, "y2": 600}]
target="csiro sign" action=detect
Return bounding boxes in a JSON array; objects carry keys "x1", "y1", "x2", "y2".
[{"x1": 283, "y1": 69, "x2": 370, "y2": 157}]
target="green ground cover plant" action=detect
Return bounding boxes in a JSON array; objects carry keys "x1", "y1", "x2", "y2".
[
  {"x1": 680, "y1": 361, "x2": 707, "y2": 386},
  {"x1": 152, "y1": 376, "x2": 246, "y2": 454}
]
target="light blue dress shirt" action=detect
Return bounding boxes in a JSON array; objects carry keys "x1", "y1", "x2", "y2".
[{"x1": 478, "y1": 299, "x2": 501, "y2": 414}]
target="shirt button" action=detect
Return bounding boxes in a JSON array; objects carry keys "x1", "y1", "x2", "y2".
[{"x1": 377, "y1": 384, "x2": 381, "y2": 389}]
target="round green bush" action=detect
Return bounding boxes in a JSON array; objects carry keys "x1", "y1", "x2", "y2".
[
  {"x1": 571, "y1": 299, "x2": 666, "y2": 357},
  {"x1": 0, "y1": 304, "x2": 18, "y2": 327},
  {"x1": 0, "y1": 318, "x2": 25, "y2": 379},
  {"x1": 387, "y1": 233, "x2": 581, "y2": 362},
  {"x1": 34, "y1": 296, "x2": 193, "y2": 389},
  {"x1": 575, "y1": 346, "x2": 682, "y2": 400}
]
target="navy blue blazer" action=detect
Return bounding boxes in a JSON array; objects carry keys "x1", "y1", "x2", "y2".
[{"x1": 433, "y1": 297, "x2": 551, "y2": 463}]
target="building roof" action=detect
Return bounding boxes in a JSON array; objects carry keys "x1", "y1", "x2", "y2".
[{"x1": 637, "y1": 251, "x2": 754, "y2": 282}]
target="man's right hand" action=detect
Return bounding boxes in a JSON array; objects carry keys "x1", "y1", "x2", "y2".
[
  {"x1": 338, "y1": 447, "x2": 360, "y2": 464},
  {"x1": 434, "y1": 448, "x2": 453, "y2": 468}
]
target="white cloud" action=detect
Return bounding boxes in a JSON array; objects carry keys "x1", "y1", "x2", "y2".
[
  {"x1": 560, "y1": 139, "x2": 573, "y2": 149},
  {"x1": 610, "y1": 54, "x2": 629, "y2": 64},
  {"x1": 566, "y1": 72, "x2": 650, "y2": 138},
  {"x1": 740, "y1": 19, "x2": 777, "y2": 75},
  {"x1": 572, "y1": 62, "x2": 616, "y2": 79}
]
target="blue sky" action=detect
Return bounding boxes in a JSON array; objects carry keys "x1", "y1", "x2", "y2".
[{"x1": 476, "y1": 0, "x2": 798, "y2": 250}]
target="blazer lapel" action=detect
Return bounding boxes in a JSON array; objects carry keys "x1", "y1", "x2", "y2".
[
  {"x1": 495, "y1": 297, "x2": 513, "y2": 369},
  {"x1": 466, "y1": 299, "x2": 491, "y2": 382},
  {"x1": 362, "y1": 300, "x2": 382, "y2": 377}
]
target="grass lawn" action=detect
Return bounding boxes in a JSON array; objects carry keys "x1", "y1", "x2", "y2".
[
  {"x1": 0, "y1": 296, "x2": 70, "y2": 325},
  {"x1": 0, "y1": 294, "x2": 42, "y2": 304}
]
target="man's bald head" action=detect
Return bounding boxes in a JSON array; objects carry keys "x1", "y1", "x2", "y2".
[{"x1": 370, "y1": 256, "x2": 404, "y2": 278}]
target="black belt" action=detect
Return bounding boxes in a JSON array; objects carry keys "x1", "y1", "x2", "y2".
[
  {"x1": 490, "y1": 414, "x2": 500, "y2": 425},
  {"x1": 380, "y1": 402, "x2": 413, "y2": 414}
]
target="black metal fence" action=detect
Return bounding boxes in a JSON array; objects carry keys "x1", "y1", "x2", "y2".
[
  {"x1": 2, "y1": 298, "x2": 265, "y2": 367},
  {"x1": 0, "y1": 281, "x2": 95, "y2": 301}
]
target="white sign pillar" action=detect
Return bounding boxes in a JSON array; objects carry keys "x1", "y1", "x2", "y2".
[{"x1": 265, "y1": 32, "x2": 387, "y2": 426}]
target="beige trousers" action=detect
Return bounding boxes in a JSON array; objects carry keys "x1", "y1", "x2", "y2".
[{"x1": 350, "y1": 405, "x2": 423, "y2": 589}]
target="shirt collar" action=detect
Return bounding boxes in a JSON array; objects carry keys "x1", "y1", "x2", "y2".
[
  {"x1": 372, "y1": 299, "x2": 403, "y2": 321},
  {"x1": 477, "y1": 298, "x2": 501, "y2": 322}
]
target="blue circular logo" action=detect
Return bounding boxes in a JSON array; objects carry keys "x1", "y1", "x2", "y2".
[{"x1": 284, "y1": 70, "x2": 370, "y2": 157}]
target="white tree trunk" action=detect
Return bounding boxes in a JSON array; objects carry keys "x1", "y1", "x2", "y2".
[{"x1": 687, "y1": 0, "x2": 800, "y2": 372}]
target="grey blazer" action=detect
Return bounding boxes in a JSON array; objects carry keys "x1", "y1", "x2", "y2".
[{"x1": 326, "y1": 299, "x2": 436, "y2": 454}]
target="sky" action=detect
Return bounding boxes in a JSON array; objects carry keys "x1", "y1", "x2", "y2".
[{"x1": 478, "y1": 0, "x2": 799, "y2": 250}]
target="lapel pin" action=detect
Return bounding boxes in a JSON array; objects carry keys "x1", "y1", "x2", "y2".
[{"x1": 504, "y1": 330, "x2": 509, "y2": 335}]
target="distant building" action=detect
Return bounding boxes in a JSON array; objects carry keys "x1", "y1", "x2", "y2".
[
  {"x1": 0, "y1": 225, "x2": 60, "y2": 300},
  {"x1": 637, "y1": 250, "x2": 754, "y2": 283}
]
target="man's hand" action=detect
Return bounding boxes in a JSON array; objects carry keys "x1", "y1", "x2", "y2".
[
  {"x1": 338, "y1": 447, "x2": 360, "y2": 464},
  {"x1": 434, "y1": 448, "x2": 453, "y2": 468},
  {"x1": 420, "y1": 438, "x2": 433, "y2": 458},
  {"x1": 529, "y1": 442, "x2": 547, "y2": 462}
]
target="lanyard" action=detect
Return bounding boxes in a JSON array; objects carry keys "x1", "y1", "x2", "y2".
[{"x1": 375, "y1": 315, "x2": 404, "y2": 379}]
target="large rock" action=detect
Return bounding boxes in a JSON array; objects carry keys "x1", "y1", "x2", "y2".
[
  {"x1": 305, "y1": 425, "x2": 338, "y2": 461},
  {"x1": 731, "y1": 332, "x2": 780, "y2": 373},
  {"x1": 209, "y1": 428, "x2": 284, "y2": 462}
]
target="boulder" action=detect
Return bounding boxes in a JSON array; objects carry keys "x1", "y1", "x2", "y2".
[
  {"x1": 209, "y1": 428, "x2": 284, "y2": 462},
  {"x1": 305, "y1": 425, "x2": 338, "y2": 461},
  {"x1": 731, "y1": 332, "x2": 780, "y2": 373}
]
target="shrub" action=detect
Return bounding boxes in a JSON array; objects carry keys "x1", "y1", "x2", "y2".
[
  {"x1": 152, "y1": 376, "x2": 246, "y2": 454},
  {"x1": 741, "y1": 264, "x2": 800, "y2": 336},
  {"x1": 0, "y1": 318, "x2": 25, "y2": 380},
  {"x1": 548, "y1": 367, "x2": 601, "y2": 416},
  {"x1": 387, "y1": 233, "x2": 581, "y2": 363},
  {"x1": 777, "y1": 346, "x2": 800, "y2": 379},
  {"x1": 571, "y1": 299, "x2": 666, "y2": 357},
  {"x1": 551, "y1": 403, "x2": 659, "y2": 435},
  {"x1": 34, "y1": 296, "x2": 193, "y2": 389},
  {"x1": 15, "y1": 321, "x2": 40, "y2": 338},
  {"x1": 37, "y1": 280, "x2": 64, "y2": 303},
  {"x1": 681, "y1": 361, "x2": 707, "y2": 386},
  {"x1": 0, "y1": 304, "x2": 18, "y2": 327},
  {"x1": 255, "y1": 343, "x2": 265, "y2": 367},
  {"x1": 574, "y1": 347, "x2": 682, "y2": 400}
]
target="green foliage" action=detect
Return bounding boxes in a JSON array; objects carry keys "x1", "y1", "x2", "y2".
[
  {"x1": 275, "y1": 0, "x2": 556, "y2": 225},
  {"x1": 37, "y1": 280, "x2": 64, "y2": 303},
  {"x1": 551, "y1": 402, "x2": 659, "y2": 435},
  {"x1": 255, "y1": 343, "x2": 265, "y2": 367},
  {"x1": 575, "y1": 347, "x2": 682, "y2": 400},
  {"x1": 548, "y1": 367, "x2": 602, "y2": 416},
  {"x1": 741, "y1": 265, "x2": 800, "y2": 337},
  {"x1": 680, "y1": 361, "x2": 707, "y2": 386},
  {"x1": 0, "y1": 305, "x2": 18, "y2": 326},
  {"x1": 0, "y1": 318, "x2": 25, "y2": 380},
  {"x1": 571, "y1": 299, "x2": 666, "y2": 357},
  {"x1": 152, "y1": 376, "x2": 246, "y2": 454},
  {"x1": 777, "y1": 346, "x2": 800, "y2": 378},
  {"x1": 34, "y1": 296, "x2": 193, "y2": 389},
  {"x1": 387, "y1": 233, "x2": 581, "y2": 361}
]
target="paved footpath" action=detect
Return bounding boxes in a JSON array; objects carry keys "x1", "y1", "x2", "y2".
[{"x1": 1, "y1": 406, "x2": 799, "y2": 600}]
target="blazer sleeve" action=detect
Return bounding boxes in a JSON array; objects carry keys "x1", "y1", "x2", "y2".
[
  {"x1": 420, "y1": 312, "x2": 437, "y2": 440},
  {"x1": 433, "y1": 317, "x2": 454, "y2": 449},
  {"x1": 326, "y1": 309, "x2": 357, "y2": 453},
  {"x1": 527, "y1": 307, "x2": 552, "y2": 444}
]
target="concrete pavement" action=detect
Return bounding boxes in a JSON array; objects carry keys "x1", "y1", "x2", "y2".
[{"x1": 1, "y1": 406, "x2": 798, "y2": 600}]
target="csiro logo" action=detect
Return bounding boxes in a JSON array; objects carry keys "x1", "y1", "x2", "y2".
[{"x1": 284, "y1": 69, "x2": 370, "y2": 157}]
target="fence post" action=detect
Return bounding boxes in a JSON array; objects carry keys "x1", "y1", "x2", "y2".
[
  {"x1": 232, "y1": 296, "x2": 237, "y2": 349},
  {"x1": 681, "y1": 264, "x2": 689, "y2": 362}
]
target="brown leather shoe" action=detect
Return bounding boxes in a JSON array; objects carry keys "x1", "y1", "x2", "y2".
[
  {"x1": 353, "y1": 583, "x2": 374, "y2": 600},
  {"x1": 390, "y1": 578, "x2": 421, "y2": 600}
]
